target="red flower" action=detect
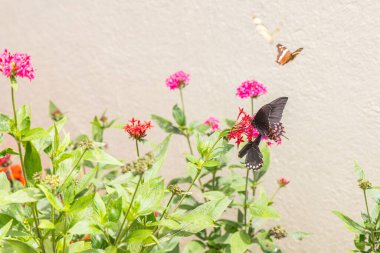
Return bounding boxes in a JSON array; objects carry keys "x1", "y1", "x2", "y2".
[
  {"x1": 124, "y1": 118, "x2": 153, "y2": 140},
  {"x1": 0, "y1": 154, "x2": 11, "y2": 167},
  {"x1": 0, "y1": 164, "x2": 26, "y2": 186},
  {"x1": 227, "y1": 108, "x2": 259, "y2": 145},
  {"x1": 277, "y1": 178, "x2": 289, "y2": 187}
]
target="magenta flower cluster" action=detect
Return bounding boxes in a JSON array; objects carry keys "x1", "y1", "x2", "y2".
[
  {"x1": 166, "y1": 70, "x2": 190, "y2": 90},
  {"x1": 236, "y1": 80, "x2": 267, "y2": 99},
  {"x1": 204, "y1": 117, "x2": 220, "y2": 131},
  {"x1": 0, "y1": 49, "x2": 35, "y2": 81}
]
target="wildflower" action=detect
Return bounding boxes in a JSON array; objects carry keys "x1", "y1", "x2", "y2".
[
  {"x1": 236, "y1": 80, "x2": 267, "y2": 99},
  {"x1": 277, "y1": 178, "x2": 290, "y2": 188},
  {"x1": 204, "y1": 117, "x2": 220, "y2": 131},
  {"x1": 124, "y1": 118, "x2": 152, "y2": 141},
  {"x1": 269, "y1": 225, "x2": 288, "y2": 239},
  {"x1": 0, "y1": 49, "x2": 35, "y2": 81},
  {"x1": 165, "y1": 70, "x2": 190, "y2": 90},
  {"x1": 4, "y1": 164, "x2": 26, "y2": 186},
  {"x1": 227, "y1": 108, "x2": 259, "y2": 145},
  {"x1": 0, "y1": 154, "x2": 11, "y2": 167},
  {"x1": 358, "y1": 179, "x2": 372, "y2": 190}
]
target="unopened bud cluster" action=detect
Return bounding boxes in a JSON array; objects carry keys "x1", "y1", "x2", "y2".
[
  {"x1": 79, "y1": 140, "x2": 94, "y2": 150},
  {"x1": 122, "y1": 152, "x2": 155, "y2": 174},
  {"x1": 168, "y1": 184, "x2": 183, "y2": 195},
  {"x1": 269, "y1": 225, "x2": 287, "y2": 239},
  {"x1": 358, "y1": 179, "x2": 372, "y2": 190},
  {"x1": 33, "y1": 172, "x2": 60, "y2": 189}
]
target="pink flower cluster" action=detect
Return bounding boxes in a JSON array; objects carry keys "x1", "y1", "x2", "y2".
[
  {"x1": 166, "y1": 71, "x2": 190, "y2": 90},
  {"x1": 236, "y1": 80, "x2": 267, "y2": 99},
  {"x1": 124, "y1": 118, "x2": 153, "y2": 140},
  {"x1": 0, "y1": 49, "x2": 35, "y2": 81},
  {"x1": 204, "y1": 117, "x2": 220, "y2": 131},
  {"x1": 227, "y1": 108, "x2": 260, "y2": 145}
]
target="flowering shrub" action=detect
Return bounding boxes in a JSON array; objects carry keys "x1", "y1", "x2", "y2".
[
  {"x1": 334, "y1": 162, "x2": 380, "y2": 252},
  {"x1": 0, "y1": 50, "x2": 307, "y2": 253}
]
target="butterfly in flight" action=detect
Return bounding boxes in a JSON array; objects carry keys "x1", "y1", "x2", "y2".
[
  {"x1": 276, "y1": 44, "x2": 303, "y2": 65},
  {"x1": 238, "y1": 97, "x2": 288, "y2": 170},
  {"x1": 252, "y1": 14, "x2": 280, "y2": 44}
]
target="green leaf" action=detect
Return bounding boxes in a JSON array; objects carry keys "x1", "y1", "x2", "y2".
[
  {"x1": 144, "y1": 135, "x2": 172, "y2": 179},
  {"x1": 0, "y1": 114, "x2": 11, "y2": 133},
  {"x1": 38, "y1": 184, "x2": 63, "y2": 211},
  {"x1": 3, "y1": 238, "x2": 38, "y2": 253},
  {"x1": 0, "y1": 173, "x2": 11, "y2": 193},
  {"x1": 202, "y1": 191, "x2": 226, "y2": 201},
  {"x1": 22, "y1": 128, "x2": 50, "y2": 141},
  {"x1": 70, "y1": 193, "x2": 95, "y2": 213},
  {"x1": 24, "y1": 141, "x2": 42, "y2": 185},
  {"x1": 125, "y1": 229, "x2": 153, "y2": 243},
  {"x1": 107, "y1": 197, "x2": 122, "y2": 222},
  {"x1": 0, "y1": 148, "x2": 18, "y2": 156},
  {"x1": 92, "y1": 116, "x2": 103, "y2": 142},
  {"x1": 203, "y1": 160, "x2": 221, "y2": 168},
  {"x1": 332, "y1": 210, "x2": 366, "y2": 233},
  {"x1": 228, "y1": 231, "x2": 251, "y2": 253},
  {"x1": 0, "y1": 219, "x2": 13, "y2": 240},
  {"x1": 172, "y1": 104, "x2": 186, "y2": 127},
  {"x1": 151, "y1": 115, "x2": 181, "y2": 134},
  {"x1": 38, "y1": 219, "x2": 55, "y2": 230},
  {"x1": 0, "y1": 188, "x2": 42, "y2": 206},
  {"x1": 84, "y1": 148, "x2": 123, "y2": 167},
  {"x1": 354, "y1": 161, "x2": 365, "y2": 180},
  {"x1": 256, "y1": 144, "x2": 270, "y2": 181},
  {"x1": 183, "y1": 241, "x2": 205, "y2": 253},
  {"x1": 135, "y1": 178, "x2": 165, "y2": 216},
  {"x1": 16, "y1": 105, "x2": 31, "y2": 133},
  {"x1": 290, "y1": 231, "x2": 311, "y2": 241}
]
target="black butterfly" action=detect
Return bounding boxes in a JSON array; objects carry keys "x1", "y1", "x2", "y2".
[{"x1": 239, "y1": 97, "x2": 288, "y2": 170}]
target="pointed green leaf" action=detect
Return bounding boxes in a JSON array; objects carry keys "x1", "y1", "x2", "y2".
[{"x1": 24, "y1": 141, "x2": 42, "y2": 185}]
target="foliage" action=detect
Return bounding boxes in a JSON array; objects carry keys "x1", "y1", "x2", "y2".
[{"x1": 334, "y1": 162, "x2": 380, "y2": 253}]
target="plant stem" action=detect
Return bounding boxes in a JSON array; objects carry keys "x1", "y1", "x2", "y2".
[
  {"x1": 10, "y1": 82, "x2": 46, "y2": 253},
  {"x1": 115, "y1": 140, "x2": 142, "y2": 245},
  {"x1": 250, "y1": 97, "x2": 254, "y2": 116},
  {"x1": 179, "y1": 87, "x2": 186, "y2": 115},
  {"x1": 173, "y1": 135, "x2": 223, "y2": 212},
  {"x1": 364, "y1": 189, "x2": 376, "y2": 250},
  {"x1": 58, "y1": 149, "x2": 87, "y2": 192},
  {"x1": 244, "y1": 169, "x2": 250, "y2": 232},
  {"x1": 152, "y1": 193, "x2": 175, "y2": 236},
  {"x1": 270, "y1": 187, "x2": 281, "y2": 201},
  {"x1": 185, "y1": 134, "x2": 194, "y2": 155},
  {"x1": 115, "y1": 174, "x2": 143, "y2": 245}
]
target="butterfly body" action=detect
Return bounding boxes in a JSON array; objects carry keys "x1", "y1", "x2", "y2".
[
  {"x1": 239, "y1": 97, "x2": 288, "y2": 170},
  {"x1": 276, "y1": 44, "x2": 303, "y2": 65}
]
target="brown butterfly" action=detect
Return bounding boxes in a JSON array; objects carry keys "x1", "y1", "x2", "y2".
[{"x1": 276, "y1": 44, "x2": 303, "y2": 65}]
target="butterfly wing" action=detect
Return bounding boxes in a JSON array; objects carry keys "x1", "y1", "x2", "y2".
[
  {"x1": 276, "y1": 44, "x2": 292, "y2": 65},
  {"x1": 245, "y1": 145, "x2": 263, "y2": 171},
  {"x1": 238, "y1": 142, "x2": 252, "y2": 158},
  {"x1": 268, "y1": 97, "x2": 288, "y2": 126},
  {"x1": 290, "y1": 48, "x2": 303, "y2": 60},
  {"x1": 253, "y1": 105, "x2": 271, "y2": 136}
]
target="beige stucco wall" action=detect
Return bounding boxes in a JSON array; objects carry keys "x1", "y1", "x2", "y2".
[{"x1": 1, "y1": 0, "x2": 380, "y2": 252}]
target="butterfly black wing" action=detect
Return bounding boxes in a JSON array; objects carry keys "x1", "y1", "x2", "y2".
[
  {"x1": 245, "y1": 145, "x2": 263, "y2": 171},
  {"x1": 238, "y1": 142, "x2": 252, "y2": 158},
  {"x1": 268, "y1": 97, "x2": 288, "y2": 127},
  {"x1": 253, "y1": 97, "x2": 288, "y2": 135}
]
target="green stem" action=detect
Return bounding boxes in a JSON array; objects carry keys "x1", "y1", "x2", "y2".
[
  {"x1": 115, "y1": 174, "x2": 143, "y2": 245},
  {"x1": 244, "y1": 169, "x2": 250, "y2": 232},
  {"x1": 185, "y1": 134, "x2": 194, "y2": 155},
  {"x1": 58, "y1": 149, "x2": 87, "y2": 192},
  {"x1": 173, "y1": 135, "x2": 223, "y2": 212},
  {"x1": 250, "y1": 97, "x2": 254, "y2": 116},
  {"x1": 179, "y1": 87, "x2": 186, "y2": 115},
  {"x1": 115, "y1": 140, "x2": 142, "y2": 245},
  {"x1": 10, "y1": 82, "x2": 46, "y2": 253},
  {"x1": 212, "y1": 171, "x2": 216, "y2": 190},
  {"x1": 152, "y1": 193, "x2": 175, "y2": 236},
  {"x1": 364, "y1": 190, "x2": 376, "y2": 250},
  {"x1": 270, "y1": 187, "x2": 281, "y2": 201},
  {"x1": 252, "y1": 172, "x2": 258, "y2": 197}
]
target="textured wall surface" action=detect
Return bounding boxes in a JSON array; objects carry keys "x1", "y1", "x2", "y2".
[{"x1": 1, "y1": 0, "x2": 380, "y2": 252}]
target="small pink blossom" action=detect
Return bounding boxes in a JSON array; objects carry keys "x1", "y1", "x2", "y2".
[
  {"x1": 0, "y1": 49, "x2": 35, "y2": 81},
  {"x1": 166, "y1": 70, "x2": 190, "y2": 90},
  {"x1": 0, "y1": 154, "x2": 11, "y2": 167},
  {"x1": 204, "y1": 117, "x2": 220, "y2": 131},
  {"x1": 236, "y1": 80, "x2": 267, "y2": 99},
  {"x1": 277, "y1": 178, "x2": 290, "y2": 187}
]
